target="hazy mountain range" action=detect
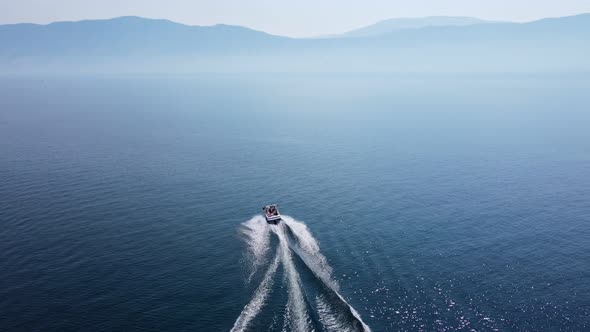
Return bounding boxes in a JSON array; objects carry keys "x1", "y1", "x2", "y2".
[
  {"x1": 1, "y1": 14, "x2": 588, "y2": 73},
  {"x1": 332, "y1": 16, "x2": 502, "y2": 38}
]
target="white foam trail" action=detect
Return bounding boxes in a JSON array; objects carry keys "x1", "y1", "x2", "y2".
[
  {"x1": 272, "y1": 223, "x2": 311, "y2": 332},
  {"x1": 316, "y1": 294, "x2": 355, "y2": 332},
  {"x1": 240, "y1": 216, "x2": 271, "y2": 281},
  {"x1": 283, "y1": 216, "x2": 372, "y2": 332},
  {"x1": 230, "y1": 248, "x2": 280, "y2": 332},
  {"x1": 333, "y1": 293, "x2": 372, "y2": 332},
  {"x1": 282, "y1": 216, "x2": 338, "y2": 291}
]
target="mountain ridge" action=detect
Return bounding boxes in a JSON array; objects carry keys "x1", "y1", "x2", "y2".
[
  {"x1": 1, "y1": 14, "x2": 588, "y2": 73},
  {"x1": 336, "y1": 16, "x2": 504, "y2": 38}
]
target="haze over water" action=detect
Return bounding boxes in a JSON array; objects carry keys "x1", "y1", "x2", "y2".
[{"x1": 1, "y1": 73, "x2": 589, "y2": 331}]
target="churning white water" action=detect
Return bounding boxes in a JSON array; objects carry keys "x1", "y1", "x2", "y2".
[
  {"x1": 240, "y1": 216, "x2": 271, "y2": 282},
  {"x1": 233, "y1": 215, "x2": 371, "y2": 332},
  {"x1": 272, "y1": 223, "x2": 311, "y2": 332},
  {"x1": 230, "y1": 250, "x2": 280, "y2": 332},
  {"x1": 283, "y1": 216, "x2": 372, "y2": 332}
]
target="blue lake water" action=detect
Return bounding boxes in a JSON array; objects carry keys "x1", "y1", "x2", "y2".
[{"x1": 1, "y1": 74, "x2": 589, "y2": 331}]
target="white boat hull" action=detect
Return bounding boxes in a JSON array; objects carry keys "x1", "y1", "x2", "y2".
[
  {"x1": 262, "y1": 204, "x2": 281, "y2": 223},
  {"x1": 265, "y1": 214, "x2": 281, "y2": 223}
]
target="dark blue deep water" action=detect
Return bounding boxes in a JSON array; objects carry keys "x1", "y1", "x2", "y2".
[{"x1": 1, "y1": 74, "x2": 589, "y2": 331}]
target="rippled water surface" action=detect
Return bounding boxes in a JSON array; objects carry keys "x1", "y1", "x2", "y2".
[{"x1": 1, "y1": 74, "x2": 589, "y2": 331}]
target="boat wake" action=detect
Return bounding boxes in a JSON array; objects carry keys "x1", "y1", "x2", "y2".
[
  {"x1": 232, "y1": 215, "x2": 371, "y2": 332},
  {"x1": 240, "y1": 216, "x2": 272, "y2": 282},
  {"x1": 231, "y1": 250, "x2": 280, "y2": 332}
]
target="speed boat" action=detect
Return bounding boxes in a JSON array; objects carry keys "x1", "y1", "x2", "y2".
[{"x1": 262, "y1": 204, "x2": 281, "y2": 223}]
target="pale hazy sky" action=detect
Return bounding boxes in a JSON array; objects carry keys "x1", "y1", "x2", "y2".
[{"x1": 2, "y1": 0, "x2": 590, "y2": 37}]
